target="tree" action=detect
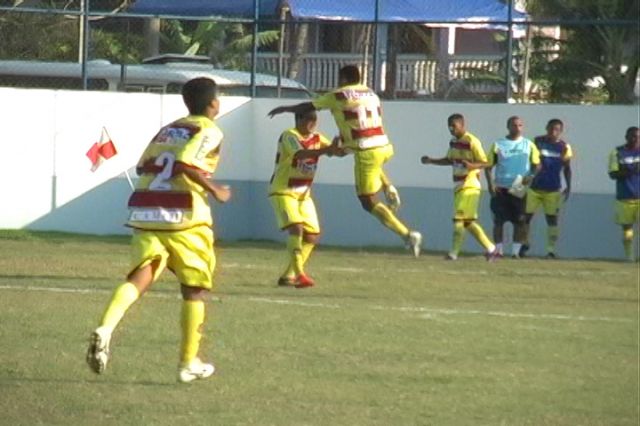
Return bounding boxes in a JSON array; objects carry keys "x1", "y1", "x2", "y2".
[{"x1": 525, "y1": 0, "x2": 639, "y2": 104}]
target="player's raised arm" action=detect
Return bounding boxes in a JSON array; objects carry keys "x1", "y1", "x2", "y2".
[
  {"x1": 421, "y1": 155, "x2": 452, "y2": 166},
  {"x1": 268, "y1": 102, "x2": 316, "y2": 119}
]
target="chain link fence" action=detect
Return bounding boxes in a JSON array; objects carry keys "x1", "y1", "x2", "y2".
[{"x1": 0, "y1": 0, "x2": 638, "y2": 103}]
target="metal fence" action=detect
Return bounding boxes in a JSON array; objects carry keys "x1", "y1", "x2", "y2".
[{"x1": 0, "y1": 1, "x2": 638, "y2": 103}]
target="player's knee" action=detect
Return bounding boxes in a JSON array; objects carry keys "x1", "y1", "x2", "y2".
[
  {"x1": 462, "y1": 220, "x2": 474, "y2": 228},
  {"x1": 545, "y1": 215, "x2": 558, "y2": 226},
  {"x1": 181, "y1": 284, "x2": 209, "y2": 301},
  {"x1": 358, "y1": 196, "x2": 375, "y2": 212},
  {"x1": 304, "y1": 232, "x2": 321, "y2": 245},
  {"x1": 286, "y1": 224, "x2": 304, "y2": 236}
]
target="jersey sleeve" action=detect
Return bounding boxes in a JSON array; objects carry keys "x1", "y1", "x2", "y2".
[
  {"x1": 608, "y1": 149, "x2": 620, "y2": 173},
  {"x1": 563, "y1": 144, "x2": 574, "y2": 161},
  {"x1": 312, "y1": 91, "x2": 337, "y2": 110},
  {"x1": 470, "y1": 136, "x2": 488, "y2": 163},
  {"x1": 318, "y1": 133, "x2": 332, "y2": 148},
  {"x1": 529, "y1": 141, "x2": 541, "y2": 165},
  {"x1": 279, "y1": 131, "x2": 300, "y2": 156},
  {"x1": 487, "y1": 143, "x2": 498, "y2": 166},
  {"x1": 175, "y1": 126, "x2": 223, "y2": 172}
]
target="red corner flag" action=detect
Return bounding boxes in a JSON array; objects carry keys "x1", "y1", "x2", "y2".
[{"x1": 86, "y1": 127, "x2": 118, "y2": 171}]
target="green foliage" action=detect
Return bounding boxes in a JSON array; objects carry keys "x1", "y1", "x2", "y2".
[
  {"x1": 160, "y1": 20, "x2": 279, "y2": 70},
  {"x1": 526, "y1": 0, "x2": 639, "y2": 104}
]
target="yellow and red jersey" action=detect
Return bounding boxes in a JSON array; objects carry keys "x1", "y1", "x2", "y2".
[
  {"x1": 269, "y1": 128, "x2": 331, "y2": 200},
  {"x1": 127, "y1": 115, "x2": 223, "y2": 231},
  {"x1": 312, "y1": 83, "x2": 389, "y2": 151},
  {"x1": 446, "y1": 132, "x2": 488, "y2": 192}
]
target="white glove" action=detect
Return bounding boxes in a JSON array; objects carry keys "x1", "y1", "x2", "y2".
[{"x1": 384, "y1": 185, "x2": 401, "y2": 212}]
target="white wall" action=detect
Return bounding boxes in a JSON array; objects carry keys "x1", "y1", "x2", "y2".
[{"x1": 1, "y1": 88, "x2": 638, "y2": 256}]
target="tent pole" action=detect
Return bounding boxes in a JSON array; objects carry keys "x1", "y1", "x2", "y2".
[
  {"x1": 277, "y1": 4, "x2": 289, "y2": 98},
  {"x1": 505, "y1": 0, "x2": 514, "y2": 102},
  {"x1": 80, "y1": 0, "x2": 90, "y2": 90},
  {"x1": 372, "y1": 0, "x2": 380, "y2": 91},
  {"x1": 250, "y1": 0, "x2": 259, "y2": 98}
]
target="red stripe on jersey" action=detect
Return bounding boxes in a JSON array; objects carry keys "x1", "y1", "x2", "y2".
[
  {"x1": 343, "y1": 110, "x2": 375, "y2": 120},
  {"x1": 335, "y1": 92, "x2": 347, "y2": 100},
  {"x1": 352, "y1": 127, "x2": 384, "y2": 139},
  {"x1": 450, "y1": 141, "x2": 471, "y2": 150},
  {"x1": 288, "y1": 178, "x2": 313, "y2": 188},
  {"x1": 128, "y1": 191, "x2": 192, "y2": 209},
  {"x1": 299, "y1": 134, "x2": 320, "y2": 150}
]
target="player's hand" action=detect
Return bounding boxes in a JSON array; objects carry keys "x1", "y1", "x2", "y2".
[
  {"x1": 267, "y1": 107, "x2": 286, "y2": 118},
  {"x1": 420, "y1": 155, "x2": 432, "y2": 165},
  {"x1": 384, "y1": 185, "x2": 401, "y2": 212},
  {"x1": 522, "y1": 175, "x2": 533, "y2": 186},
  {"x1": 562, "y1": 188, "x2": 571, "y2": 201},
  {"x1": 213, "y1": 184, "x2": 232, "y2": 203}
]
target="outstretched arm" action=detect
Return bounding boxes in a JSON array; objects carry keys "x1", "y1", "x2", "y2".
[
  {"x1": 421, "y1": 155, "x2": 453, "y2": 166},
  {"x1": 268, "y1": 102, "x2": 316, "y2": 118},
  {"x1": 174, "y1": 162, "x2": 231, "y2": 203}
]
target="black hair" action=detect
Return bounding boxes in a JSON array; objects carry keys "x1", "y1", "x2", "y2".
[
  {"x1": 295, "y1": 110, "x2": 317, "y2": 122},
  {"x1": 626, "y1": 126, "x2": 639, "y2": 139},
  {"x1": 507, "y1": 115, "x2": 521, "y2": 127},
  {"x1": 182, "y1": 77, "x2": 217, "y2": 115},
  {"x1": 339, "y1": 65, "x2": 361, "y2": 85},
  {"x1": 447, "y1": 113, "x2": 465, "y2": 125},
  {"x1": 546, "y1": 118, "x2": 563, "y2": 129}
]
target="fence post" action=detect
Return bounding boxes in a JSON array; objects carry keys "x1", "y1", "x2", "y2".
[
  {"x1": 250, "y1": 0, "x2": 259, "y2": 98},
  {"x1": 505, "y1": 0, "x2": 514, "y2": 102},
  {"x1": 80, "y1": 0, "x2": 90, "y2": 90}
]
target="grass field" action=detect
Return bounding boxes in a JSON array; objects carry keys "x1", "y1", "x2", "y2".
[{"x1": 0, "y1": 230, "x2": 638, "y2": 426}]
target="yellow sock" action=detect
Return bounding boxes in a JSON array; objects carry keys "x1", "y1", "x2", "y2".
[
  {"x1": 623, "y1": 228, "x2": 634, "y2": 260},
  {"x1": 547, "y1": 225, "x2": 559, "y2": 253},
  {"x1": 301, "y1": 241, "x2": 315, "y2": 266},
  {"x1": 451, "y1": 221, "x2": 465, "y2": 256},
  {"x1": 100, "y1": 282, "x2": 139, "y2": 333},
  {"x1": 466, "y1": 221, "x2": 495, "y2": 252},
  {"x1": 180, "y1": 299, "x2": 205, "y2": 364},
  {"x1": 287, "y1": 234, "x2": 304, "y2": 275},
  {"x1": 371, "y1": 203, "x2": 409, "y2": 237}
]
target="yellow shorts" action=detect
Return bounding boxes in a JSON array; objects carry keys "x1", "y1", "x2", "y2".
[
  {"x1": 130, "y1": 226, "x2": 215, "y2": 289},
  {"x1": 270, "y1": 195, "x2": 320, "y2": 234},
  {"x1": 526, "y1": 189, "x2": 562, "y2": 216},
  {"x1": 615, "y1": 200, "x2": 640, "y2": 225},
  {"x1": 354, "y1": 144, "x2": 394, "y2": 196},
  {"x1": 453, "y1": 189, "x2": 481, "y2": 220}
]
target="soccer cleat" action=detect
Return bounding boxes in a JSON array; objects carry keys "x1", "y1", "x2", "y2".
[
  {"x1": 485, "y1": 248, "x2": 501, "y2": 262},
  {"x1": 277, "y1": 276, "x2": 296, "y2": 287},
  {"x1": 444, "y1": 253, "x2": 458, "y2": 261},
  {"x1": 86, "y1": 326, "x2": 111, "y2": 374},
  {"x1": 178, "y1": 358, "x2": 215, "y2": 383},
  {"x1": 546, "y1": 252, "x2": 557, "y2": 259},
  {"x1": 518, "y1": 244, "x2": 530, "y2": 258},
  {"x1": 295, "y1": 274, "x2": 315, "y2": 289},
  {"x1": 406, "y1": 231, "x2": 422, "y2": 258}
]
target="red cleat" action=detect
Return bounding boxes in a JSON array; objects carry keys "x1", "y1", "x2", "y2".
[{"x1": 295, "y1": 274, "x2": 315, "y2": 289}]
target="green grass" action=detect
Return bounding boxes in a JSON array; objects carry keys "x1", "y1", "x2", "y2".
[{"x1": 0, "y1": 230, "x2": 638, "y2": 426}]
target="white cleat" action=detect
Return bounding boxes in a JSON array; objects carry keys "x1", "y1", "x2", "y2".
[
  {"x1": 178, "y1": 358, "x2": 216, "y2": 383},
  {"x1": 86, "y1": 326, "x2": 111, "y2": 374},
  {"x1": 406, "y1": 231, "x2": 423, "y2": 258}
]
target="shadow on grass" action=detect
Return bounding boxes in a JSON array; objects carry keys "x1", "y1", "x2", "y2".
[{"x1": 0, "y1": 376, "x2": 177, "y2": 387}]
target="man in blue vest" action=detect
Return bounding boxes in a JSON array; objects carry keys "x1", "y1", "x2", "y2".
[
  {"x1": 523, "y1": 119, "x2": 573, "y2": 258},
  {"x1": 485, "y1": 116, "x2": 541, "y2": 258},
  {"x1": 608, "y1": 126, "x2": 640, "y2": 261}
]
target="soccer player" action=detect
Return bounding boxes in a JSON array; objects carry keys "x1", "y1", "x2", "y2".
[
  {"x1": 86, "y1": 77, "x2": 231, "y2": 383},
  {"x1": 608, "y1": 126, "x2": 640, "y2": 261},
  {"x1": 484, "y1": 116, "x2": 541, "y2": 258},
  {"x1": 523, "y1": 119, "x2": 573, "y2": 258},
  {"x1": 267, "y1": 65, "x2": 422, "y2": 257},
  {"x1": 421, "y1": 113, "x2": 498, "y2": 261},
  {"x1": 269, "y1": 111, "x2": 339, "y2": 288}
]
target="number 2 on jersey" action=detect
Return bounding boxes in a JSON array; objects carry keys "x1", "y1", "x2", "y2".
[{"x1": 149, "y1": 151, "x2": 176, "y2": 191}]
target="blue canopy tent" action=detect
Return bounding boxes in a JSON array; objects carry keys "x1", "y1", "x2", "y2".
[{"x1": 130, "y1": 0, "x2": 527, "y2": 22}]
